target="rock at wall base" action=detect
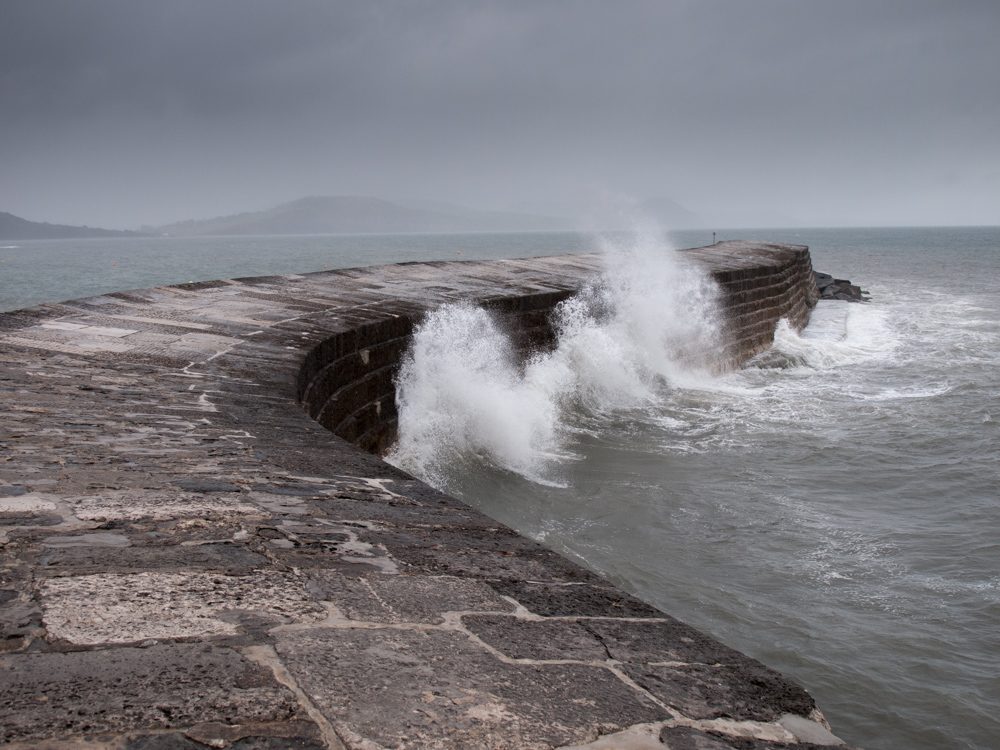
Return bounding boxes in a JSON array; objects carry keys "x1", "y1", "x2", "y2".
[{"x1": 815, "y1": 272, "x2": 869, "y2": 302}]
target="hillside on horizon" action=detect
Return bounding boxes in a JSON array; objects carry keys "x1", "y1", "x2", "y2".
[
  {"x1": 0, "y1": 211, "x2": 147, "y2": 240},
  {"x1": 2, "y1": 194, "x2": 710, "y2": 241},
  {"x1": 154, "y1": 196, "x2": 573, "y2": 237}
]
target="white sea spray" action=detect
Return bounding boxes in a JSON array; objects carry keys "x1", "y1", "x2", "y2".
[{"x1": 387, "y1": 232, "x2": 724, "y2": 486}]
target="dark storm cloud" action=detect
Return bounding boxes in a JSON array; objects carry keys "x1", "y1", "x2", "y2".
[{"x1": 2, "y1": 0, "x2": 998, "y2": 228}]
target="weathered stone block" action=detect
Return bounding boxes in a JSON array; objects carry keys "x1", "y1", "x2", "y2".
[
  {"x1": 659, "y1": 725, "x2": 847, "y2": 748},
  {"x1": 38, "y1": 541, "x2": 267, "y2": 577},
  {"x1": 367, "y1": 526, "x2": 602, "y2": 583},
  {"x1": 462, "y1": 614, "x2": 611, "y2": 661},
  {"x1": 276, "y1": 627, "x2": 667, "y2": 749},
  {"x1": 0, "y1": 644, "x2": 305, "y2": 744},
  {"x1": 583, "y1": 617, "x2": 754, "y2": 666},
  {"x1": 309, "y1": 572, "x2": 514, "y2": 623},
  {"x1": 40, "y1": 570, "x2": 323, "y2": 644},
  {"x1": 487, "y1": 579, "x2": 663, "y2": 618},
  {"x1": 626, "y1": 662, "x2": 816, "y2": 722}
]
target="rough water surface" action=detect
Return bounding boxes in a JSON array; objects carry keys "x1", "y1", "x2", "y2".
[{"x1": 390, "y1": 226, "x2": 1000, "y2": 750}]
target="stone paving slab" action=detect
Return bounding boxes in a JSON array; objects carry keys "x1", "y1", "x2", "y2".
[
  {"x1": 275, "y1": 626, "x2": 668, "y2": 749},
  {"x1": 582, "y1": 617, "x2": 762, "y2": 666},
  {"x1": 463, "y1": 614, "x2": 613, "y2": 662},
  {"x1": 625, "y1": 663, "x2": 817, "y2": 722},
  {"x1": 40, "y1": 570, "x2": 324, "y2": 645},
  {"x1": 308, "y1": 572, "x2": 515, "y2": 624},
  {"x1": 37, "y1": 540, "x2": 268, "y2": 577},
  {"x1": 68, "y1": 489, "x2": 262, "y2": 521},
  {"x1": 488, "y1": 579, "x2": 666, "y2": 618},
  {"x1": 657, "y1": 724, "x2": 846, "y2": 749},
  {"x1": 0, "y1": 643, "x2": 311, "y2": 745}
]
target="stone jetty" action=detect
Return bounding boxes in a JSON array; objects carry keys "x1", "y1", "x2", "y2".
[{"x1": 0, "y1": 242, "x2": 853, "y2": 749}]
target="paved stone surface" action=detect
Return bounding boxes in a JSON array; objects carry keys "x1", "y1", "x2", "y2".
[
  {"x1": 626, "y1": 663, "x2": 817, "y2": 722},
  {"x1": 0, "y1": 643, "x2": 306, "y2": 744},
  {"x1": 0, "y1": 245, "x2": 841, "y2": 748},
  {"x1": 41, "y1": 570, "x2": 325, "y2": 644},
  {"x1": 276, "y1": 627, "x2": 667, "y2": 749},
  {"x1": 41, "y1": 531, "x2": 131, "y2": 547},
  {"x1": 126, "y1": 733, "x2": 327, "y2": 750},
  {"x1": 309, "y1": 572, "x2": 514, "y2": 624},
  {"x1": 463, "y1": 614, "x2": 613, "y2": 662},
  {"x1": 582, "y1": 617, "x2": 762, "y2": 665},
  {"x1": 69, "y1": 488, "x2": 261, "y2": 521},
  {"x1": 659, "y1": 725, "x2": 851, "y2": 749},
  {"x1": 38, "y1": 541, "x2": 268, "y2": 577},
  {"x1": 488, "y1": 579, "x2": 666, "y2": 617}
]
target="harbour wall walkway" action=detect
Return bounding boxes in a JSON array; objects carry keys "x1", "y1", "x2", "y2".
[{"x1": 0, "y1": 242, "x2": 849, "y2": 749}]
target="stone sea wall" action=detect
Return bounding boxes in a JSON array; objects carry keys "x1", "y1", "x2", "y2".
[
  {"x1": 299, "y1": 241, "x2": 818, "y2": 454},
  {"x1": 0, "y1": 242, "x2": 852, "y2": 749}
]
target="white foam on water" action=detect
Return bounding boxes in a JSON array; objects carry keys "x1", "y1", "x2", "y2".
[
  {"x1": 389, "y1": 240, "x2": 983, "y2": 489},
  {"x1": 387, "y1": 232, "x2": 724, "y2": 486},
  {"x1": 850, "y1": 384, "x2": 954, "y2": 401},
  {"x1": 640, "y1": 295, "x2": 915, "y2": 455},
  {"x1": 753, "y1": 300, "x2": 899, "y2": 371}
]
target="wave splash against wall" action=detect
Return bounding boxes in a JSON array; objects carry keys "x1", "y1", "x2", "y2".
[{"x1": 388, "y1": 233, "x2": 725, "y2": 487}]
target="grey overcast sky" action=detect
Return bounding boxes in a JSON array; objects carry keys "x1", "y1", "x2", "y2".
[{"x1": 1, "y1": 0, "x2": 998, "y2": 229}]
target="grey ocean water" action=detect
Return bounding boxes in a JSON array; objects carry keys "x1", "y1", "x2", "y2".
[{"x1": 3, "y1": 227, "x2": 998, "y2": 749}]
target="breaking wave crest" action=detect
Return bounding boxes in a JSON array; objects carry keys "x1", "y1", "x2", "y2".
[
  {"x1": 749, "y1": 300, "x2": 896, "y2": 370},
  {"x1": 387, "y1": 233, "x2": 723, "y2": 487}
]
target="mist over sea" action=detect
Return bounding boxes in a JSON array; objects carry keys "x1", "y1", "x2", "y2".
[{"x1": 4, "y1": 226, "x2": 998, "y2": 749}]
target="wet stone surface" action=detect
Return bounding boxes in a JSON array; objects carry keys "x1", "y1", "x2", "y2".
[
  {"x1": 627, "y1": 663, "x2": 817, "y2": 722},
  {"x1": 582, "y1": 617, "x2": 761, "y2": 666},
  {"x1": 659, "y1": 725, "x2": 849, "y2": 749},
  {"x1": 276, "y1": 626, "x2": 668, "y2": 749},
  {"x1": 488, "y1": 579, "x2": 666, "y2": 618},
  {"x1": 0, "y1": 246, "x2": 839, "y2": 748},
  {"x1": 126, "y1": 732, "x2": 328, "y2": 750},
  {"x1": 463, "y1": 614, "x2": 614, "y2": 662},
  {"x1": 37, "y1": 541, "x2": 268, "y2": 577},
  {"x1": 309, "y1": 572, "x2": 515, "y2": 624},
  {"x1": 365, "y1": 524, "x2": 603, "y2": 582},
  {"x1": 40, "y1": 569, "x2": 325, "y2": 645},
  {"x1": 0, "y1": 643, "x2": 304, "y2": 744}
]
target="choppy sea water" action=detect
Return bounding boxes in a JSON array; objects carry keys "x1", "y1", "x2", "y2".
[
  {"x1": 3, "y1": 226, "x2": 998, "y2": 749},
  {"x1": 387, "y1": 227, "x2": 1000, "y2": 750}
]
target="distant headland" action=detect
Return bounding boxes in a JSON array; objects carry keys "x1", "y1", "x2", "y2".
[
  {"x1": 0, "y1": 211, "x2": 148, "y2": 241},
  {"x1": 3, "y1": 194, "x2": 711, "y2": 241}
]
